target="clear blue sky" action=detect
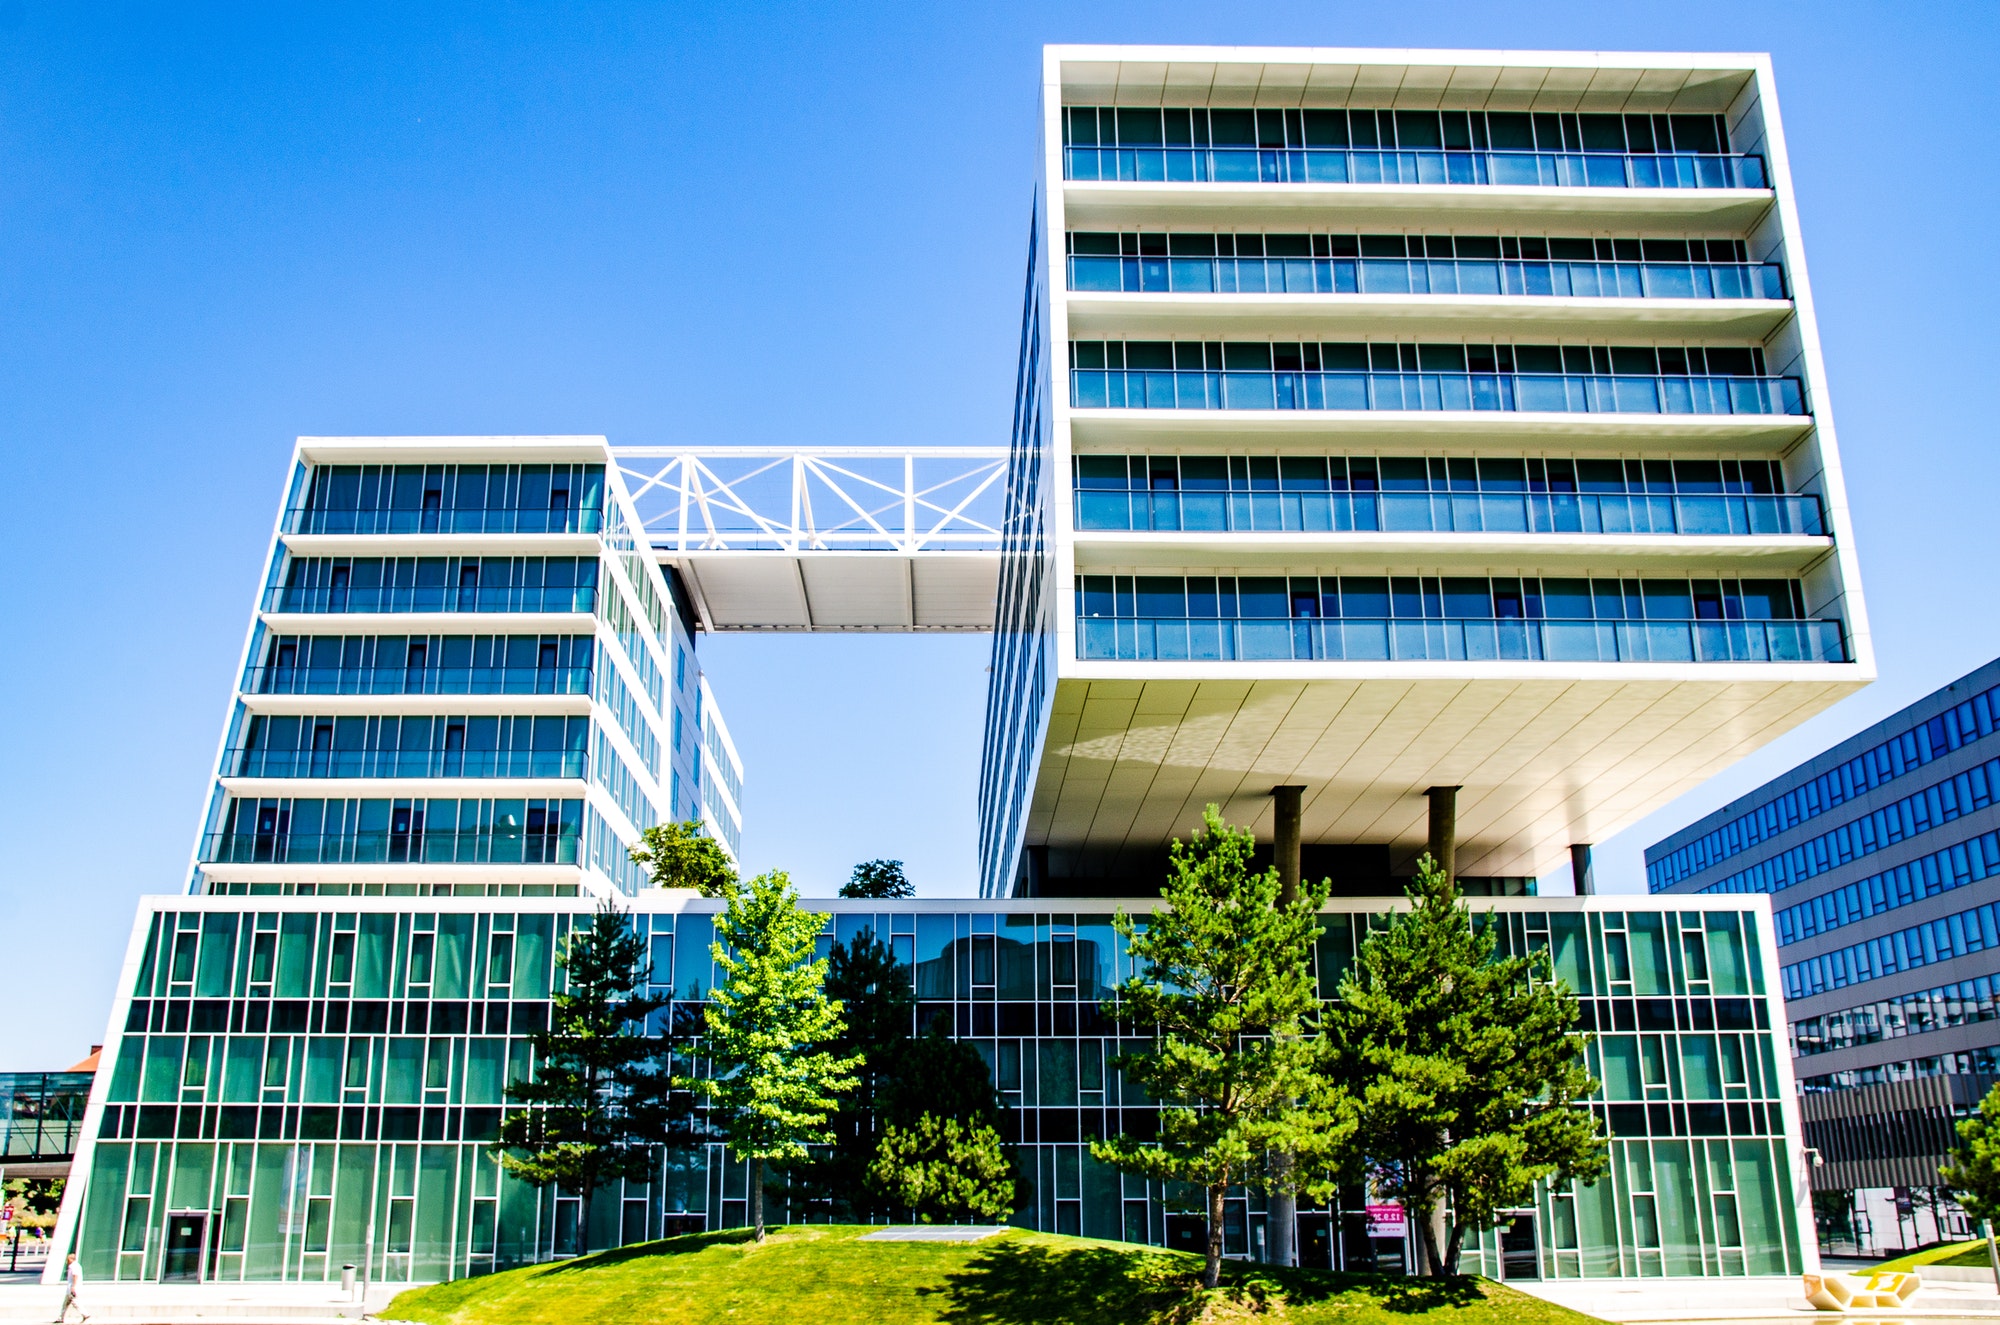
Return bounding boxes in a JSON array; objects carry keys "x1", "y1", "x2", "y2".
[{"x1": 2, "y1": 1, "x2": 1995, "y2": 1069}]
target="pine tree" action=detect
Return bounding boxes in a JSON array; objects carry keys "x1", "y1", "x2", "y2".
[
  {"x1": 490, "y1": 899, "x2": 669, "y2": 1254},
  {"x1": 1323, "y1": 855, "x2": 1606, "y2": 1277},
  {"x1": 841, "y1": 859, "x2": 913, "y2": 898},
  {"x1": 796, "y1": 932, "x2": 915, "y2": 1217},
  {"x1": 629, "y1": 820, "x2": 739, "y2": 897},
  {"x1": 867, "y1": 1114, "x2": 1016, "y2": 1223},
  {"x1": 695, "y1": 870, "x2": 861, "y2": 1241},
  {"x1": 1092, "y1": 805, "x2": 1354, "y2": 1290}
]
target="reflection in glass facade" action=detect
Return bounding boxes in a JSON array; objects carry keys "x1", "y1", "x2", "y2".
[{"x1": 62, "y1": 896, "x2": 1805, "y2": 1284}]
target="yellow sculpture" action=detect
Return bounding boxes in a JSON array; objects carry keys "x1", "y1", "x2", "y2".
[{"x1": 1802, "y1": 1270, "x2": 1922, "y2": 1311}]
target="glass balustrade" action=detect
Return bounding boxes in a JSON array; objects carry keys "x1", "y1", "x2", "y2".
[
  {"x1": 284, "y1": 506, "x2": 603, "y2": 535},
  {"x1": 1076, "y1": 616, "x2": 1848, "y2": 664},
  {"x1": 262, "y1": 585, "x2": 598, "y2": 614},
  {"x1": 1074, "y1": 489, "x2": 1825, "y2": 536},
  {"x1": 1064, "y1": 145, "x2": 1768, "y2": 189},
  {"x1": 1070, "y1": 369, "x2": 1805, "y2": 417},
  {"x1": 226, "y1": 748, "x2": 588, "y2": 780},
  {"x1": 1067, "y1": 254, "x2": 1786, "y2": 300},
  {"x1": 242, "y1": 664, "x2": 593, "y2": 696}
]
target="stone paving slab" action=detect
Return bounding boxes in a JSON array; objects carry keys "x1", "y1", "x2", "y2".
[
  {"x1": 856, "y1": 1225, "x2": 1012, "y2": 1243},
  {"x1": 1508, "y1": 1273, "x2": 2000, "y2": 1324},
  {"x1": 0, "y1": 1279, "x2": 401, "y2": 1324}
]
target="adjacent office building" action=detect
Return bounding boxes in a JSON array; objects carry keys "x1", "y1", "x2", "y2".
[
  {"x1": 1650, "y1": 659, "x2": 2000, "y2": 1253},
  {"x1": 53, "y1": 46, "x2": 1870, "y2": 1285}
]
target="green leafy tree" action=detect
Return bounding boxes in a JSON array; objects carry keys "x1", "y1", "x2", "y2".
[
  {"x1": 1324, "y1": 855, "x2": 1606, "y2": 1277},
  {"x1": 1092, "y1": 805, "x2": 1355, "y2": 1290},
  {"x1": 868, "y1": 1114, "x2": 1016, "y2": 1223},
  {"x1": 1942, "y1": 1082, "x2": 2000, "y2": 1222},
  {"x1": 630, "y1": 821, "x2": 738, "y2": 897},
  {"x1": 841, "y1": 859, "x2": 913, "y2": 898},
  {"x1": 696, "y1": 870, "x2": 862, "y2": 1241},
  {"x1": 491, "y1": 900, "x2": 670, "y2": 1254}
]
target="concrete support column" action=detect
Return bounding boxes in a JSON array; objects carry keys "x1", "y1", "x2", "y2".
[
  {"x1": 1419, "y1": 785, "x2": 1459, "y2": 1275},
  {"x1": 1426, "y1": 785, "x2": 1460, "y2": 879},
  {"x1": 1267, "y1": 784, "x2": 1306, "y2": 1267},
  {"x1": 1570, "y1": 843, "x2": 1596, "y2": 896},
  {"x1": 1271, "y1": 785, "x2": 1304, "y2": 905}
]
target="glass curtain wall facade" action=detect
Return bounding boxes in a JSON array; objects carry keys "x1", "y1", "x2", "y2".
[
  {"x1": 1649, "y1": 657, "x2": 2000, "y2": 1254},
  {"x1": 58, "y1": 895, "x2": 1806, "y2": 1284},
  {"x1": 192, "y1": 440, "x2": 739, "y2": 903},
  {"x1": 975, "y1": 46, "x2": 1870, "y2": 900}
]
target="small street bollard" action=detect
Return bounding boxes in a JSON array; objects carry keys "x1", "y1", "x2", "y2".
[{"x1": 341, "y1": 1264, "x2": 356, "y2": 1296}]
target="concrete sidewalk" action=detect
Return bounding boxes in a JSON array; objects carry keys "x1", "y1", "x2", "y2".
[
  {"x1": 0, "y1": 1279, "x2": 404, "y2": 1324},
  {"x1": 1508, "y1": 1273, "x2": 2000, "y2": 1324}
]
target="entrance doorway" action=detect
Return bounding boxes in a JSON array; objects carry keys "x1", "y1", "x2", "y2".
[
  {"x1": 1165, "y1": 1214, "x2": 1206, "y2": 1257},
  {"x1": 160, "y1": 1212, "x2": 208, "y2": 1283},
  {"x1": 1297, "y1": 1214, "x2": 1334, "y2": 1269},
  {"x1": 1498, "y1": 1212, "x2": 1540, "y2": 1280}
]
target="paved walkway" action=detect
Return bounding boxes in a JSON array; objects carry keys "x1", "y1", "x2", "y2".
[
  {"x1": 0, "y1": 1280, "x2": 402, "y2": 1324},
  {"x1": 1509, "y1": 1273, "x2": 2000, "y2": 1324}
]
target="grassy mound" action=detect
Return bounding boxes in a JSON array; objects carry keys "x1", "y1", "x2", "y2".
[
  {"x1": 1879, "y1": 1237, "x2": 1999, "y2": 1272},
  {"x1": 384, "y1": 1224, "x2": 1600, "y2": 1325}
]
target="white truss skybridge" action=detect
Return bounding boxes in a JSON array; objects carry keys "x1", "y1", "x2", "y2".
[{"x1": 613, "y1": 446, "x2": 1010, "y2": 631}]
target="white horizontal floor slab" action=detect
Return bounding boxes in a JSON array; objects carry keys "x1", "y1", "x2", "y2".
[
  {"x1": 1062, "y1": 182, "x2": 1776, "y2": 233},
  {"x1": 1065, "y1": 292, "x2": 1793, "y2": 341},
  {"x1": 1068, "y1": 408, "x2": 1813, "y2": 449}
]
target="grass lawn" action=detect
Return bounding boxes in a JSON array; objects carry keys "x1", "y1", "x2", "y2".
[
  {"x1": 384, "y1": 1224, "x2": 1603, "y2": 1325},
  {"x1": 1879, "y1": 1237, "x2": 2000, "y2": 1272}
]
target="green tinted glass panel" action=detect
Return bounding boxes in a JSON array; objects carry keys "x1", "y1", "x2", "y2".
[
  {"x1": 1628, "y1": 914, "x2": 1672, "y2": 994},
  {"x1": 1705, "y1": 914, "x2": 1749, "y2": 995}
]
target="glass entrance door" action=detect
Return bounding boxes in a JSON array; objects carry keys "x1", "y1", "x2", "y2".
[
  {"x1": 1499, "y1": 1211, "x2": 1541, "y2": 1280},
  {"x1": 160, "y1": 1212, "x2": 207, "y2": 1283}
]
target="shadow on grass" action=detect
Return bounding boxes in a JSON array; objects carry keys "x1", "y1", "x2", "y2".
[
  {"x1": 536, "y1": 1228, "x2": 758, "y2": 1275},
  {"x1": 928, "y1": 1238, "x2": 1489, "y2": 1325}
]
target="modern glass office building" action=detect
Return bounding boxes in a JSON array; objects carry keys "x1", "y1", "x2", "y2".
[
  {"x1": 978, "y1": 46, "x2": 1871, "y2": 899},
  {"x1": 193, "y1": 436, "x2": 744, "y2": 904},
  {"x1": 62, "y1": 893, "x2": 1806, "y2": 1285},
  {"x1": 1649, "y1": 658, "x2": 2000, "y2": 1253},
  {"x1": 50, "y1": 45, "x2": 1865, "y2": 1285}
]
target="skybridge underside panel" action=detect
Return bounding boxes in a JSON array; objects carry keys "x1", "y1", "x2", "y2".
[
  {"x1": 1026, "y1": 672, "x2": 1865, "y2": 885},
  {"x1": 667, "y1": 552, "x2": 1001, "y2": 631}
]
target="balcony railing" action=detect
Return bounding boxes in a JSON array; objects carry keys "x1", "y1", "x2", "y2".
[
  {"x1": 1075, "y1": 490, "x2": 1825, "y2": 537},
  {"x1": 262, "y1": 586, "x2": 598, "y2": 614},
  {"x1": 284, "y1": 507, "x2": 603, "y2": 536},
  {"x1": 200, "y1": 827, "x2": 579, "y2": 866},
  {"x1": 1070, "y1": 370, "x2": 1806, "y2": 418},
  {"x1": 1067, "y1": 255, "x2": 1786, "y2": 301},
  {"x1": 1078, "y1": 616, "x2": 1848, "y2": 664},
  {"x1": 225, "y1": 748, "x2": 587, "y2": 780},
  {"x1": 1063, "y1": 146, "x2": 1769, "y2": 190},
  {"x1": 242, "y1": 664, "x2": 593, "y2": 696}
]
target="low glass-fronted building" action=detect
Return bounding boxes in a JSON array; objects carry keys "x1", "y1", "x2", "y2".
[{"x1": 56, "y1": 893, "x2": 1810, "y2": 1285}]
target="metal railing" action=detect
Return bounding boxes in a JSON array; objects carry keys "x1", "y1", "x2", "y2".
[
  {"x1": 1070, "y1": 370, "x2": 1806, "y2": 417},
  {"x1": 225, "y1": 748, "x2": 587, "y2": 780},
  {"x1": 1068, "y1": 255, "x2": 1786, "y2": 301},
  {"x1": 284, "y1": 507, "x2": 603, "y2": 536},
  {"x1": 1074, "y1": 490, "x2": 1825, "y2": 537},
  {"x1": 614, "y1": 447, "x2": 1008, "y2": 553},
  {"x1": 200, "y1": 828, "x2": 580, "y2": 866},
  {"x1": 1076, "y1": 615, "x2": 1848, "y2": 664},
  {"x1": 242, "y1": 664, "x2": 593, "y2": 696},
  {"x1": 261, "y1": 586, "x2": 598, "y2": 614},
  {"x1": 1063, "y1": 145, "x2": 1769, "y2": 190}
]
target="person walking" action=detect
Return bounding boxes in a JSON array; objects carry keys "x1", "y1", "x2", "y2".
[{"x1": 53, "y1": 1252, "x2": 87, "y2": 1323}]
